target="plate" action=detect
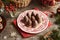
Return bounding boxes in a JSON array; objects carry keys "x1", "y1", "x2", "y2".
[
  {"x1": 17, "y1": 10, "x2": 49, "y2": 34},
  {"x1": 0, "y1": 15, "x2": 6, "y2": 33}
]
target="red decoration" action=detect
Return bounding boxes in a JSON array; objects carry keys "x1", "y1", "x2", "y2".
[
  {"x1": 5, "y1": 6, "x2": 10, "y2": 13},
  {"x1": 13, "y1": 19, "x2": 35, "y2": 38},
  {"x1": 9, "y1": 4, "x2": 15, "y2": 11},
  {"x1": 38, "y1": 0, "x2": 55, "y2": 6},
  {"x1": 5, "y1": 4, "x2": 15, "y2": 13}
]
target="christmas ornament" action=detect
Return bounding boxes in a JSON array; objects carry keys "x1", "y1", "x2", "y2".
[
  {"x1": 9, "y1": 3, "x2": 15, "y2": 11},
  {"x1": 38, "y1": 0, "x2": 56, "y2": 6},
  {"x1": 5, "y1": 3, "x2": 16, "y2": 17},
  {"x1": 5, "y1": 5, "x2": 10, "y2": 13}
]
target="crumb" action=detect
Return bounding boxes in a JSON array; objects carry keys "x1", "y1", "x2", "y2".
[
  {"x1": 3, "y1": 36, "x2": 7, "y2": 39},
  {"x1": 15, "y1": 37, "x2": 20, "y2": 40},
  {"x1": 10, "y1": 32, "x2": 17, "y2": 37}
]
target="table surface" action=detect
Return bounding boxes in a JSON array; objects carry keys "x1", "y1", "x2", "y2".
[{"x1": 0, "y1": 1, "x2": 60, "y2": 40}]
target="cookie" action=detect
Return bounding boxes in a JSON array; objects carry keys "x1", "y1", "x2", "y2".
[
  {"x1": 0, "y1": 23, "x2": 3, "y2": 30},
  {"x1": 0, "y1": 17, "x2": 2, "y2": 22}
]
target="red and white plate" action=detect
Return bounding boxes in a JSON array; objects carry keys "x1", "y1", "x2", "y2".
[{"x1": 17, "y1": 10, "x2": 49, "y2": 34}]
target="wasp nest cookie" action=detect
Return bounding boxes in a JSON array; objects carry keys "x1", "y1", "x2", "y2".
[{"x1": 21, "y1": 12, "x2": 41, "y2": 28}]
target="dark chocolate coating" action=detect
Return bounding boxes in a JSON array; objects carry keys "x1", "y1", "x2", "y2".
[
  {"x1": 24, "y1": 16, "x2": 28, "y2": 22},
  {"x1": 27, "y1": 13, "x2": 31, "y2": 19},
  {"x1": 31, "y1": 16, "x2": 35, "y2": 21},
  {"x1": 35, "y1": 14, "x2": 40, "y2": 23},
  {"x1": 27, "y1": 19, "x2": 32, "y2": 26},
  {"x1": 21, "y1": 16, "x2": 28, "y2": 24},
  {"x1": 32, "y1": 20, "x2": 36, "y2": 28},
  {"x1": 31, "y1": 12, "x2": 35, "y2": 17},
  {"x1": 21, "y1": 12, "x2": 41, "y2": 28},
  {"x1": 31, "y1": 16, "x2": 36, "y2": 28},
  {"x1": 57, "y1": 7, "x2": 60, "y2": 14}
]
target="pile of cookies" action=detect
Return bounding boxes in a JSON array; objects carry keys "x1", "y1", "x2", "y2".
[
  {"x1": 10, "y1": 0, "x2": 31, "y2": 8},
  {"x1": 21, "y1": 12, "x2": 41, "y2": 28}
]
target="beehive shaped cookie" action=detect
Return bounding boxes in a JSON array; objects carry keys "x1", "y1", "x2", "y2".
[{"x1": 21, "y1": 12, "x2": 41, "y2": 28}]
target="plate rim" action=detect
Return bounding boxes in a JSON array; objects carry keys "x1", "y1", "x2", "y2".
[{"x1": 17, "y1": 10, "x2": 49, "y2": 34}]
